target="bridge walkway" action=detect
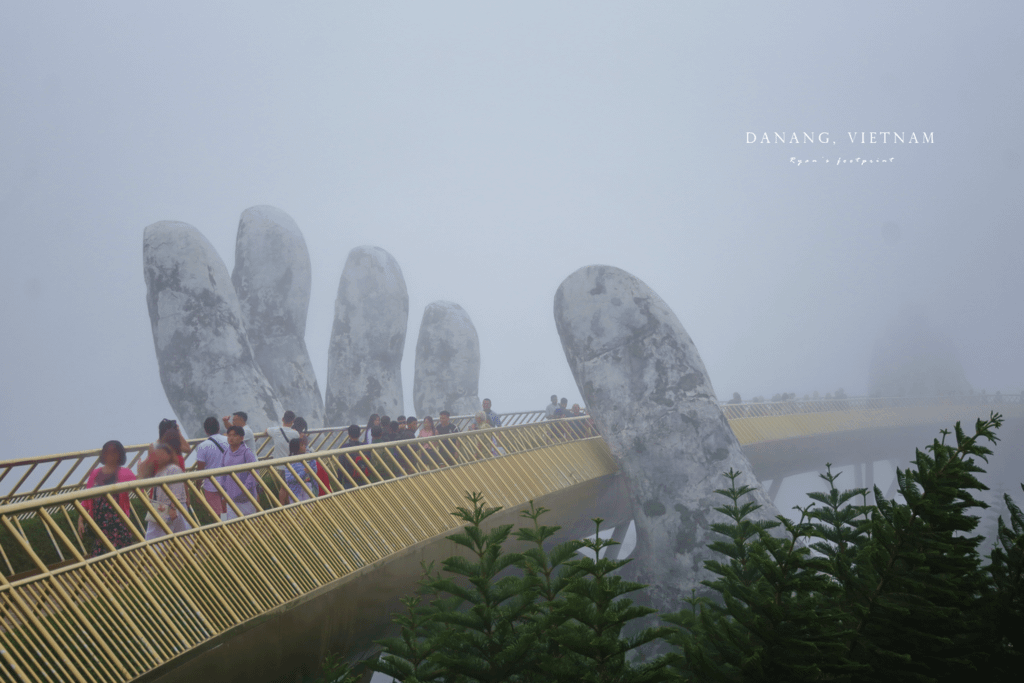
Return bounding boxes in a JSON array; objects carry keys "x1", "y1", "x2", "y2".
[
  {"x1": 0, "y1": 418, "x2": 613, "y2": 682},
  {"x1": 6, "y1": 396, "x2": 1019, "y2": 516},
  {"x1": 0, "y1": 396, "x2": 1021, "y2": 681},
  {"x1": 0, "y1": 411, "x2": 546, "y2": 520}
]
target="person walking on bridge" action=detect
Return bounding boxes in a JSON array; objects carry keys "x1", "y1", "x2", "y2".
[
  {"x1": 293, "y1": 417, "x2": 331, "y2": 496},
  {"x1": 143, "y1": 443, "x2": 190, "y2": 540},
  {"x1": 567, "y1": 404, "x2": 594, "y2": 437},
  {"x1": 143, "y1": 419, "x2": 189, "y2": 474},
  {"x1": 78, "y1": 440, "x2": 137, "y2": 556},
  {"x1": 469, "y1": 411, "x2": 492, "y2": 431},
  {"x1": 436, "y1": 411, "x2": 459, "y2": 435},
  {"x1": 338, "y1": 425, "x2": 370, "y2": 486},
  {"x1": 282, "y1": 437, "x2": 316, "y2": 502},
  {"x1": 363, "y1": 414, "x2": 380, "y2": 444},
  {"x1": 545, "y1": 395, "x2": 559, "y2": 419},
  {"x1": 482, "y1": 399, "x2": 502, "y2": 427},
  {"x1": 435, "y1": 410, "x2": 461, "y2": 463},
  {"x1": 397, "y1": 416, "x2": 418, "y2": 441},
  {"x1": 222, "y1": 411, "x2": 256, "y2": 454},
  {"x1": 418, "y1": 415, "x2": 443, "y2": 467},
  {"x1": 269, "y1": 411, "x2": 300, "y2": 504},
  {"x1": 469, "y1": 411, "x2": 499, "y2": 459},
  {"x1": 220, "y1": 426, "x2": 259, "y2": 519},
  {"x1": 554, "y1": 397, "x2": 568, "y2": 418},
  {"x1": 194, "y1": 417, "x2": 228, "y2": 520},
  {"x1": 269, "y1": 410, "x2": 300, "y2": 461}
]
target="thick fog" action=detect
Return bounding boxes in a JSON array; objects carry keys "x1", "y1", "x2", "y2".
[{"x1": 1, "y1": 2, "x2": 1022, "y2": 459}]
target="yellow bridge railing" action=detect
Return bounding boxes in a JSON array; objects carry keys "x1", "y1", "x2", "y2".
[
  {"x1": 4, "y1": 397, "x2": 1020, "y2": 510},
  {"x1": 0, "y1": 417, "x2": 613, "y2": 683},
  {"x1": 0, "y1": 411, "x2": 551, "y2": 512},
  {"x1": 0, "y1": 395, "x2": 1020, "y2": 680},
  {"x1": 723, "y1": 395, "x2": 1024, "y2": 445}
]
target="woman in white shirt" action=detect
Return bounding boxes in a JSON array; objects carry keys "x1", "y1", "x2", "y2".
[{"x1": 143, "y1": 443, "x2": 191, "y2": 540}]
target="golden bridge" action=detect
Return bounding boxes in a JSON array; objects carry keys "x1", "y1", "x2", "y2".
[{"x1": 0, "y1": 396, "x2": 1020, "y2": 682}]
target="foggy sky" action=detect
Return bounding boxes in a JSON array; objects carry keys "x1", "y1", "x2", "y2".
[{"x1": 2, "y1": 2, "x2": 1022, "y2": 459}]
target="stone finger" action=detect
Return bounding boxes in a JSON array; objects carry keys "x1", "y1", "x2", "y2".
[
  {"x1": 413, "y1": 301, "x2": 481, "y2": 418},
  {"x1": 553, "y1": 264, "x2": 779, "y2": 608},
  {"x1": 325, "y1": 246, "x2": 408, "y2": 425},
  {"x1": 233, "y1": 205, "x2": 325, "y2": 428},
  {"x1": 143, "y1": 220, "x2": 283, "y2": 437}
]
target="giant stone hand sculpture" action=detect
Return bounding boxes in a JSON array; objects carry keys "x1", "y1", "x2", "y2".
[
  {"x1": 554, "y1": 265, "x2": 779, "y2": 611},
  {"x1": 143, "y1": 220, "x2": 283, "y2": 437},
  {"x1": 146, "y1": 210, "x2": 486, "y2": 436}
]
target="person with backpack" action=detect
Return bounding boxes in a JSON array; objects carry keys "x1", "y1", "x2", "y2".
[
  {"x1": 269, "y1": 410, "x2": 300, "y2": 461},
  {"x1": 194, "y1": 416, "x2": 229, "y2": 520},
  {"x1": 338, "y1": 424, "x2": 371, "y2": 486},
  {"x1": 269, "y1": 410, "x2": 300, "y2": 504},
  {"x1": 282, "y1": 437, "x2": 317, "y2": 502}
]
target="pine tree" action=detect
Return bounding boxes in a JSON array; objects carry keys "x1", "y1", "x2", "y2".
[
  {"x1": 665, "y1": 470, "x2": 852, "y2": 682},
  {"x1": 537, "y1": 519, "x2": 676, "y2": 683},
  {"x1": 309, "y1": 651, "x2": 362, "y2": 683},
  {"x1": 832, "y1": 417, "x2": 999, "y2": 681},
  {"x1": 365, "y1": 415, "x2": 1024, "y2": 682},
  {"x1": 367, "y1": 494, "x2": 675, "y2": 682},
  {"x1": 371, "y1": 592, "x2": 450, "y2": 683},
  {"x1": 423, "y1": 493, "x2": 539, "y2": 683},
  {"x1": 985, "y1": 483, "x2": 1024, "y2": 675},
  {"x1": 668, "y1": 413, "x2": 1015, "y2": 682}
]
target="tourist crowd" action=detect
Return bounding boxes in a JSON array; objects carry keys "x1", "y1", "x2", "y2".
[{"x1": 77, "y1": 397, "x2": 595, "y2": 555}]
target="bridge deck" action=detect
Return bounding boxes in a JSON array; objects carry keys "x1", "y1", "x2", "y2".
[
  {"x1": 0, "y1": 411, "x2": 549, "y2": 517},
  {"x1": 4, "y1": 397, "x2": 1018, "y2": 513},
  {"x1": 1, "y1": 397, "x2": 1020, "y2": 681},
  {"x1": 724, "y1": 397, "x2": 1022, "y2": 445},
  {"x1": 0, "y1": 420, "x2": 613, "y2": 683}
]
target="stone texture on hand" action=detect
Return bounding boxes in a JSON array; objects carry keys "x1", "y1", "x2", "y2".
[
  {"x1": 413, "y1": 301, "x2": 481, "y2": 418},
  {"x1": 233, "y1": 206, "x2": 325, "y2": 428},
  {"x1": 325, "y1": 246, "x2": 409, "y2": 426},
  {"x1": 553, "y1": 264, "x2": 779, "y2": 609},
  {"x1": 143, "y1": 221, "x2": 283, "y2": 437}
]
